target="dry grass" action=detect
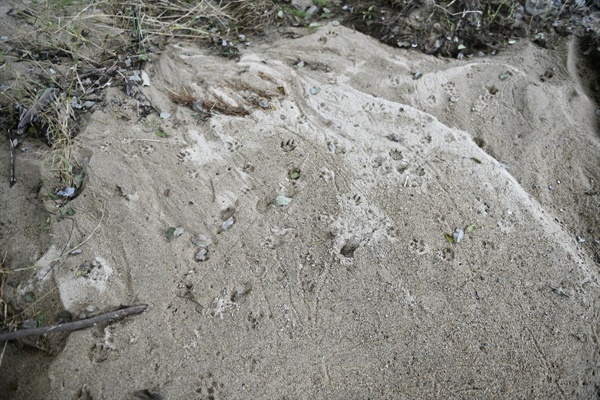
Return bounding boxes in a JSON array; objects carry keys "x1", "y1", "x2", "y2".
[
  {"x1": 167, "y1": 87, "x2": 198, "y2": 108},
  {"x1": 224, "y1": 0, "x2": 279, "y2": 32},
  {"x1": 202, "y1": 98, "x2": 249, "y2": 117}
]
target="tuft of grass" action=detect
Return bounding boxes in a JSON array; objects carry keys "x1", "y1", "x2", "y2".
[{"x1": 167, "y1": 87, "x2": 198, "y2": 108}]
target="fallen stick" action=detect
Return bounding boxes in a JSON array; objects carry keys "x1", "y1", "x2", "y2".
[
  {"x1": 0, "y1": 304, "x2": 148, "y2": 342},
  {"x1": 9, "y1": 137, "x2": 16, "y2": 187}
]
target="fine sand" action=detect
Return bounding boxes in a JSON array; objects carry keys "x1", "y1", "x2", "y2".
[{"x1": 1, "y1": 24, "x2": 599, "y2": 399}]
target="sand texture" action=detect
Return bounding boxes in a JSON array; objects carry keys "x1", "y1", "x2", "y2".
[{"x1": 1, "y1": 25, "x2": 599, "y2": 399}]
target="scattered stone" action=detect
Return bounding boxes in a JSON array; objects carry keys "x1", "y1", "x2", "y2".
[
  {"x1": 195, "y1": 248, "x2": 209, "y2": 262},
  {"x1": 174, "y1": 227, "x2": 185, "y2": 237},
  {"x1": 222, "y1": 216, "x2": 235, "y2": 230},
  {"x1": 452, "y1": 228, "x2": 464, "y2": 243},
  {"x1": 85, "y1": 305, "x2": 97, "y2": 313},
  {"x1": 22, "y1": 320, "x2": 37, "y2": 329}
]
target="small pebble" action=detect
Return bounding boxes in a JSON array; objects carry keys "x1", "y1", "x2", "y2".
[
  {"x1": 160, "y1": 112, "x2": 171, "y2": 119},
  {"x1": 577, "y1": 235, "x2": 586, "y2": 243},
  {"x1": 195, "y1": 248, "x2": 209, "y2": 262},
  {"x1": 258, "y1": 100, "x2": 270, "y2": 108},
  {"x1": 22, "y1": 319, "x2": 37, "y2": 329},
  {"x1": 174, "y1": 227, "x2": 185, "y2": 237},
  {"x1": 69, "y1": 249, "x2": 82, "y2": 255},
  {"x1": 310, "y1": 87, "x2": 321, "y2": 95},
  {"x1": 222, "y1": 216, "x2": 235, "y2": 230},
  {"x1": 78, "y1": 312, "x2": 87, "y2": 320},
  {"x1": 452, "y1": 228, "x2": 464, "y2": 243},
  {"x1": 86, "y1": 305, "x2": 97, "y2": 313}
]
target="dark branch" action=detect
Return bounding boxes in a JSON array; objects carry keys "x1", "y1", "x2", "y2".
[{"x1": 0, "y1": 304, "x2": 148, "y2": 342}]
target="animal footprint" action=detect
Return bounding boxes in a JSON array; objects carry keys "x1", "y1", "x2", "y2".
[
  {"x1": 186, "y1": 169, "x2": 200, "y2": 179},
  {"x1": 140, "y1": 143, "x2": 155, "y2": 155},
  {"x1": 389, "y1": 149, "x2": 403, "y2": 161},
  {"x1": 409, "y1": 238, "x2": 427, "y2": 255},
  {"x1": 99, "y1": 142, "x2": 111, "y2": 152},
  {"x1": 177, "y1": 149, "x2": 194, "y2": 163},
  {"x1": 246, "y1": 311, "x2": 264, "y2": 330},
  {"x1": 281, "y1": 138, "x2": 296, "y2": 152},
  {"x1": 195, "y1": 372, "x2": 223, "y2": 400},
  {"x1": 438, "y1": 247, "x2": 455, "y2": 261},
  {"x1": 242, "y1": 163, "x2": 255, "y2": 173},
  {"x1": 319, "y1": 168, "x2": 334, "y2": 182},
  {"x1": 226, "y1": 140, "x2": 242, "y2": 152}
]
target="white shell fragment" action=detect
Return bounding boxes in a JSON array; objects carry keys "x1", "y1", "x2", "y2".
[
  {"x1": 275, "y1": 195, "x2": 292, "y2": 206},
  {"x1": 86, "y1": 305, "x2": 97, "y2": 313},
  {"x1": 222, "y1": 216, "x2": 235, "y2": 230},
  {"x1": 191, "y1": 234, "x2": 212, "y2": 247},
  {"x1": 452, "y1": 227, "x2": 464, "y2": 243},
  {"x1": 141, "y1": 71, "x2": 150, "y2": 86}
]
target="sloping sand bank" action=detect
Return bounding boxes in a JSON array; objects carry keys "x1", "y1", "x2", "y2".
[{"x1": 2, "y1": 25, "x2": 599, "y2": 399}]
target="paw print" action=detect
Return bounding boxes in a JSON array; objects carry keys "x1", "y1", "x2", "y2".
[
  {"x1": 226, "y1": 140, "x2": 242, "y2": 152},
  {"x1": 140, "y1": 143, "x2": 155, "y2": 155},
  {"x1": 319, "y1": 168, "x2": 334, "y2": 182},
  {"x1": 389, "y1": 149, "x2": 403, "y2": 161},
  {"x1": 242, "y1": 163, "x2": 255, "y2": 173},
  {"x1": 195, "y1": 372, "x2": 223, "y2": 400},
  {"x1": 186, "y1": 169, "x2": 200, "y2": 179},
  {"x1": 438, "y1": 247, "x2": 455, "y2": 261},
  {"x1": 281, "y1": 138, "x2": 296, "y2": 152},
  {"x1": 99, "y1": 142, "x2": 111, "y2": 152},
  {"x1": 409, "y1": 238, "x2": 427, "y2": 255},
  {"x1": 177, "y1": 149, "x2": 194, "y2": 163}
]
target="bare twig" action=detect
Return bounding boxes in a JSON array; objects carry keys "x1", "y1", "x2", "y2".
[
  {"x1": 0, "y1": 304, "x2": 148, "y2": 342},
  {"x1": 9, "y1": 136, "x2": 16, "y2": 187}
]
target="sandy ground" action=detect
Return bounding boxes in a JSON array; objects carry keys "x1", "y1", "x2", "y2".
[{"x1": 1, "y1": 23, "x2": 600, "y2": 399}]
